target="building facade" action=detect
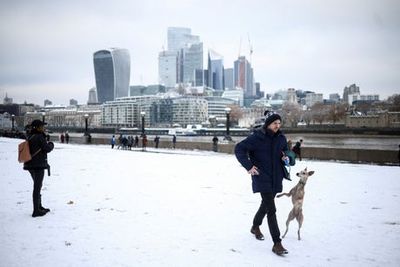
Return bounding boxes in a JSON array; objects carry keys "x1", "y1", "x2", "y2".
[
  {"x1": 305, "y1": 92, "x2": 323, "y2": 107},
  {"x1": 102, "y1": 96, "x2": 160, "y2": 127},
  {"x1": 345, "y1": 111, "x2": 400, "y2": 128},
  {"x1": 158, "y1": 50, "x2": 178, "y2": 88},
  {"x1": 207, "y1": 50, "x2": 224, "y2": 91},
  {"x1": 234, "y1": 56, "x2": 253, "y2": 97},
  {"x1": 93, "y1": 48, "x2": 130, "y2": 103}
]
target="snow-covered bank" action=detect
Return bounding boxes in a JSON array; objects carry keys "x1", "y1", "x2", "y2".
[{"x1": 1, "y1": 137, "x2": 399, "y2": 266}]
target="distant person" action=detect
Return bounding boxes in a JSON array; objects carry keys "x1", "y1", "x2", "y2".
[
  {"x1": 23, "y1": 120, "x2": 54, "y2": 217},
  {"x1": 142, "y1": 134, "x2": 148, "y2": 151},
  {"x1": 292, "y1": 139, "x2": 303, "y2": 161},
  {"x1": 111, "y1": 135, "x2": 116, "y2": 149},
  {"x1": 134, "y1": 135, "x2": 139, "y2": 148},
  {"x1": 235, "y1": 110, "x2": 291, "y2": 256},
  {"x1": 212, "y1": 135, "x2": 219, "y2": 152},
  {"x1": 172, "y1": 135, "x2": 177, "y2": 149},
  {"x1": 87, "y1": 133, "x2": 92, "y2": 144},
  {"x1": 117, "y1": 134, "x2": 123, "y2": 149},
  {"x1": 154, "y1": 135, "x2": 160, "y2": 148},
  {"x1": 65, "y1": 132, "x2": 70, "y2": 144},
  {"x1": 60, "y1": 133, "x2": 65, "y2": 143},
  {"x1": 128, "y1": 136, "x2": 133, "y2": 150}
]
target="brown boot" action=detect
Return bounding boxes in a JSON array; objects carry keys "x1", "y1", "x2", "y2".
[
  {"x1": 272, "y1": 242, "x2": 288, "y2": 255},
  {"x1": 250, "y1": 225, "x2": 264, "y2": 240}
]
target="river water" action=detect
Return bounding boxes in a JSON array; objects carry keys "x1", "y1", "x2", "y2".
[
  {"x1": 179, "y1": 134, "x2": 400, "y2": 151},
  {"x1": 81, "y1": 133, "x2": 400, "y2": 151}
]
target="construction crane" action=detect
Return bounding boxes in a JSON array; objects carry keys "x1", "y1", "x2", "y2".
[{"x1": 247, "y1": 33, "x2": 253, "y2": 65}]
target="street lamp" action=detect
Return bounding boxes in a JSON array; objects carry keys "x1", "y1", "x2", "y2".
[
  {"x1": 42, "y1": 112, "x2": 46, "y2": 124},
  {"x1": 84, "y1": 113, "x2": 89, "y2": 135},
  {"x1": 140, "y1": 111, "x2": 146, "y2": 135},
  {"x1": 11, "y1": 114, "x2": 15, "y2": 131},
  {"x1": 224, "y1": 107, "x2": 232, "y2": 141}
]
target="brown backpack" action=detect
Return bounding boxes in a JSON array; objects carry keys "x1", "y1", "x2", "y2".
[{"x1": 18, "y1": 140, "x2": 41, "y2": 163}]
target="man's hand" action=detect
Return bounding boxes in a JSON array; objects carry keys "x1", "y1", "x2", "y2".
[{"x1": 248, "y1": 166, "x2": 259, "y2": 175}]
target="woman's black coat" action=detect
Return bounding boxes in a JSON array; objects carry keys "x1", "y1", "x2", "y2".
[{"x1": 23, "y1": 131, "x2": 54, "y2": 171}]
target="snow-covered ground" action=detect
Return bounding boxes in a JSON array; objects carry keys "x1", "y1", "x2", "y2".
[{"x1": 1, "y1": 137, "x2": 399, "y2": 267}]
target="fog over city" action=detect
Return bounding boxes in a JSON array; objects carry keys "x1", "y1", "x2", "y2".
[{"x1": 0, "y1": 0, "x2": 399, "y2": 105}]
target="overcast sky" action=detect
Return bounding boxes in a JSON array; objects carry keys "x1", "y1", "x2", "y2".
[{"x1": 0, "y1": 0, "x2": 399, "y2": 105}]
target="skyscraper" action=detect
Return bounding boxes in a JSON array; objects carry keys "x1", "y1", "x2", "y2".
[
  {"x1": 93, "y1": 48, "x2": 130, "y2": 103},
  {"x1": 207, "y1": 49, "x2": 224, "y2": 90},
  {"x1": 224, "y1": 68, "x2": 234, "y2": 90},
  {"x1": 182, "y1": 42, "x2": 203, "y2": 85},
  {"x1": 234, "y1": 56, "x2": 254, "y2": 97},
  {"x1": 159, "y1": 27, "x2": 203, "y2": 88},
  {"x1": 158, "y1": 50, "x2": 178, "y2": 88},
  {"x1": 168, "y1": 27, "x2": 198, "y2": 52}
]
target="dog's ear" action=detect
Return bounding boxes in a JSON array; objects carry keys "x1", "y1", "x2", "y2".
[{"x1": 308, "y1": 171, "x2": 315, "y2": 176}]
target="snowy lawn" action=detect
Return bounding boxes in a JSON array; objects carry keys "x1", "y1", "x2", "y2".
[{"x1": 1, "y1": 137, "x2": 399, "y2": 267}]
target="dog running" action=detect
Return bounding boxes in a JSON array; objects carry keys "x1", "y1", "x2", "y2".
[{"x1": 277, "y1": 167, "x2": 315, "y2": 240}]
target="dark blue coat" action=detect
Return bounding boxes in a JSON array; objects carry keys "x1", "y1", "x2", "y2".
[{"x1": 235, "y1": 128, "x2": 289, "y2": 193}]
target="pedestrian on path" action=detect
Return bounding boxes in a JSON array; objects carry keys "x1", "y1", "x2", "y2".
[{"x1": 235, "y1": 110, "x2": 292, "y2": 256}]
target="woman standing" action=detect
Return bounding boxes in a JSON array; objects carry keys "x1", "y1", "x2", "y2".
[
  {"x1": 23, "y1": 120, "x2": 54, "y2": 217},
  {"x1": 235, "y1": 111, "x2": 291, "y2": 256}
]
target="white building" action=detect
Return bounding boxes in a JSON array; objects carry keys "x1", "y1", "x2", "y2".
[
  {"x1": 305, "y1": 92, "x2": 323, "y2": 107},
  {"x1": 158, "y1": 50, "x2": 178, "y2": 88},
  {"x1": 222, "y1": 89, "x2": 244, "y2": 107},
  {"x1": 172, "y1": 97, "x2": 208, "y2": 126},
  {"x1": 347, "y1": 93, "x2": 379, "y2": 105},
  {"x1": 205, "y1": 97, "x2": 236, "y2": 121},
  {"x1": 102, "y1": 96, "x2": 161, "y2": 127},
  {"x1": 25, "y1": 106, "x2": 102, "y2": 128}
]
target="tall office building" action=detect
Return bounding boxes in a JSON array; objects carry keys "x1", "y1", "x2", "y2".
[
  {"x1": 234, "y1": 56, "x2": 254, "y2": 97},
  {"x1": 93, "y1": 48, "x2": 130, "y2": 103},
  {"x1": 168, "y1": 27, "x2": 199, "y2": 52},
  {"x1": 182, "y1": 42, "x2": 203, "y2": 85},
  {"x1": 159, "y1": 27, "x2": 203, "y2": 88},
  {"x1": 207, "y1": 50, "x2": 224, "y2": 90},
  {"x1": 224, "y1": 68, "x2": 234, "y2": 90},
  {"x1": 343, "y1": 84, "x2": 360, "y2": 103},
  {"x1": 158, "y1": 50, "x2": 178, "y2": 88}
]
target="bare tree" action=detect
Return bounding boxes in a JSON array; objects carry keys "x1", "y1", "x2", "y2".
[
  {"x1": 227, "y1": 104, "x2": 243, "y2": 125},
  {"x1": 311, "y1": 102, "x2": 329, "y2": 124},
  {"x1": 281, "y1": 102, "x2": 302, "y2": 127},
  {"x1": 387, "y1": 94, "x2": 400, "y2": 111},
  {"x1": 302, "y1": 109, "x2": 312, "y2": 126},
  {"x1": 327, "y1": 103, "x2": 347, "y2": 124}
]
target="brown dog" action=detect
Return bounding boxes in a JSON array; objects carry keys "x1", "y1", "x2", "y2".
[{"x1": 277, "y1": 168, "x2": 315, "y2": 240}]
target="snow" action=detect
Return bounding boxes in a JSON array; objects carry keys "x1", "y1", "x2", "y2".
[{"x1": 1, "y1": 137, "x2": 399, "y2": 267}]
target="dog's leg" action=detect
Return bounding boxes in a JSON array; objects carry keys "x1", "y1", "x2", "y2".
[
  {"x1": 296, "y1": 210, "x2": 304, "y2": 240},
  {"x1": 276, "y1": 192, "x2": 291, "y2": 198},
  {"x1": 282, "y1": 209, "x2": 295, "y2": 238}
]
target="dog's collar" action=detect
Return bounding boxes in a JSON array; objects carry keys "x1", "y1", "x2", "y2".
[{"x1": 299, "y1": 180, "x2": 306, "y2": 186}]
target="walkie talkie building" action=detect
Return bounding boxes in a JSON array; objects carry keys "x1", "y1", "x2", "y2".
[{"x1": 93, "y1": 48, "x2": 130, "y2": 103}]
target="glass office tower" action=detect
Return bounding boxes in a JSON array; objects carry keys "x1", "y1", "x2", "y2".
[{"x1": 93, "y1": 48, "x2": 130, "y2": 103}]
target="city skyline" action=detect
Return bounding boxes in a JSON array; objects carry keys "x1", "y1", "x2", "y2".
[{"x1": 0, "y1": 0, "x2": 399, "y2": 105}]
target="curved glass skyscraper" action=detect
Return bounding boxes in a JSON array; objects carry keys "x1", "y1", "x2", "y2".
[{"x1": 93, "y1": 48, "x2": 130, "y2": 103}]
